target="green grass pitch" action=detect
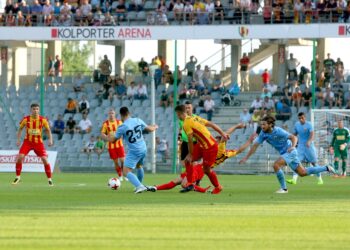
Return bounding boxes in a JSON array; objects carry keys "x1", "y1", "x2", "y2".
[{"x1": 0, "y1": 173, "x2": 350, "y2": 250}]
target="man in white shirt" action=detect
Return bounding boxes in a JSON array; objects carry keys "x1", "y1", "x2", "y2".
[
  {"x1": 78, "y1": 113, "x2": 92, "y2": 134},
  {"x1": 156, "y1": 137, "x2": 168, "y2": 162},
  {"x1": 42, "y1": 0, "x2": 53, "y2": 15},
  {"x1": 127, "y1": 81, "x2": 138, "y2": 101},
  {"x1": 239, "y1": 108, "x2": 251, "y2": 130},
  {"x1": 174, "y1": 0, "x2": 184, "y2": 22},
  {"x1": 204, "y1": 95, "x2": 215, "y2": 121},
  {"x1": 136, "y1": 83, "x2": 148, "y2": 100},
  {"x1": 249, "y1": 96, "x2": 263, "y2": 113},
  {"x1": 287, "y1": 53, "x2": 300, "y2": 81}
]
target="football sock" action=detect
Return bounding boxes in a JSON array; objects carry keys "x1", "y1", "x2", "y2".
[
  {"x1": 342, "y1": 161, "x2": 347, "y2": 174},
  {"x1": 116, "y1": 166, "x2": 123, "y2": 177},
  {"x1": 334, "y1": 161, "x2": 339, "y2": 173},
  {"x1": 292, "y1": 171, "x2": 298, "y2": 181},
  {"x1": 306, "y1": 165, "x2": 327, "y2": 175},
  {"x1": 16, "y1": 163, "x2": 22, "y2": 177},
  {"x1": 136, "y1": 167, "x2": 144, "y2": 182},
  {"x1": 193, "y1": 185, "x2": 209, "y2": 193},
  {"x1": 126, "y1": 172, "x2": 142, "y2": 188},
  {"x1": 156, "y1": 181, "x2": 177, "y2": 190},
  {"x1": 44, "y1": 164, "x2": 52, "y2": 178},
  {"x1": 316, "y1": 172, "x2": 321, "y2": 178},
  {"x1": 185, "y1": 162, "x2": 194, "y2": 184},
  {"x1": 207, "y1": 170, "x2": 220, "y2": 187},
  {"x1": 276, "y1": 169, "x2": 287, "y2": 190}
]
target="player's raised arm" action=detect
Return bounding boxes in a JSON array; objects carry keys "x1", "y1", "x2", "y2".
[
  {"x1": 225, "y1": 123, "x2": 246, "y2": 135},
  {"x1": 205, "y1": 121, "x2": 229, "y2": 141},
  {"x1": 235, "y1": 134, "x2": 255, "y2": 155},
  {"x1": 239, "y1": 142, "x2": 259, "y2": 164}
]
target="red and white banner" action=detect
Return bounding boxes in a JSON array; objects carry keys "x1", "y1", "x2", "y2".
[
  {"x1": 0, "y1": 24, "x2": 349, "y2": 40},
  {"x1": 0, "y1": 150, "x2": 57, "y2": 172}
]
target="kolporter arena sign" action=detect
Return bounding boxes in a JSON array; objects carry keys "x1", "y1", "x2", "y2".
[{"x1": 0, "y1": 24, "x2": 349, "y2": 40}]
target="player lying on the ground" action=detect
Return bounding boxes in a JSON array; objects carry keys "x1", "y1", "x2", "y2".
[
  {"x1": 239, "y1": 115, "x2": 336, "y2": 194},
  {"x1": 149, "y1": 123, "x2": 253, "y2": 192}
]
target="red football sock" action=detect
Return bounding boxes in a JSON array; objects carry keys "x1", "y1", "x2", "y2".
[
  {"x1": 156, "y1": 181, "x2": 177, "y2": 190},
  {"x1": 16, "y1": 163, "x2": 22, "y2": 176},
  {"x1": 44, "y1": 164, "x2": 52, "y2": 178},
  {"x1": 193, "y1": 185, "x2": 210, "y2": 193},
  {"x1": 185, "y1": 162, "x2": 194, "y2": 185},
  {"x1": 116, "y1": 166, "x2": 123, "y2": 177},
  {"x1": 207, "y1": 170, "x2": 219, "y2": 187}
]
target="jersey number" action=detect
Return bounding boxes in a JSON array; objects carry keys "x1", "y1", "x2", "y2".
[{"x1": 126, "y1": 125, "x2": 142, "y2": 143}]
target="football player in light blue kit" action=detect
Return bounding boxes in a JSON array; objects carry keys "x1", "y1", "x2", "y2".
[
  {"x1": 287, "y1": 112, "x2": 323, "y2": 185},
  {"x1": 240, "y1": 116, "x2": 335, "y2": 193},
  {"x1": 108, "y1": 107, "x2": 158, "y2": 193}
]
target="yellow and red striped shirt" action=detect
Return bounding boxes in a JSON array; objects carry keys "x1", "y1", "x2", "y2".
[
  {"x1": 213, "y1": 141, "x2": 238, "y2": 168},
  {"x1": 183, "y1": 116, "x2": 216, "y2": 150},
  {"x1": 101, "y1": 119, "x2": 124, "y2": 149},
  {"x1": 19, "y1": 115, "x2": 50, "y2": 143}
]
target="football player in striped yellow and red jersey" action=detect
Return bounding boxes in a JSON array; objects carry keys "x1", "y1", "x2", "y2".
[
  {"x1": 13, "y1": 103, "x2": 53, "y2": 186},
  {"x1": 101, "y1": 108, "x2": 126, "y2": 180},
  {"x1": 175, "y1": 104, "x2": 229, "y2": 194}
]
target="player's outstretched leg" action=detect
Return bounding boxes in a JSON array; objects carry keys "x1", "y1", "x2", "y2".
[{"x1": 136, "y1": 166, "x2": 144, "y2": 182}]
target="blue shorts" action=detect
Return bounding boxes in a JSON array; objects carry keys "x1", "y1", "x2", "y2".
[
  {"x1": 124, "y1": 149, "x2": 146, "y2": 169},
  {"x1": 297, "y1": 145, "x2": 317, "y2": 163},
  {"x1": 281, "y1": 149, "x2": 301, "y2": 171}
]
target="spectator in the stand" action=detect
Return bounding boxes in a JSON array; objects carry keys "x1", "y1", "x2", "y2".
[
  {"x1": 127, "y1": 81, "x2": 138, "y2": 101},
  {"x1": 99, "y1": 55, "x2": 112, "y2": 84},
  {"x1": 136, "y1": 82, "x2": 148, "y2": 100},
  {"x1": 262, "y1": 96, "x2": 275, "y2": 110},
  {"x1": 92, "y1": 136, "x2": 104, "y2": 159},
  {"x1": 294, "y1": 0, "x2": 304, "y2": 23},
  {"x1": 96, "y1": 85, "x2": 106, "y2": 106},
  {"x1": 128, "y1": 0, "x2": 144, "y2": 11},
  {"x1": 272, "y1": 86, "x2": 284, "y2": 99},
  {"x1": 287, "y1": 53, "x2": 300, "y2": 81},
  {"x1": 214, "y1": 0, "x2": 224, "y2": 21},
  {"x1": 168, "y1": 0, "x2": 175, "y2": 11},
  {"x1": 60, "y1": 0, "x2": 72, "y2": 15},
  {"x1": 138, "y1": 57, "x2": 149, "y2": 77},
  {"x1": 183, "y1": 0, "x2": 194, "y2": 24},
  {"x1": 344, "y1": 1, "x2": 350, "y2": 23},
  {"x1": 326, "y1": 0, "x2": 338, "y2": 22},
  {"x1": 292, "y1": 86, "x2": 302, "y2": 111},
  {"x1": 20, "y1": 1, "x2": 30, "y2": 17},
  {"x1": 184, "y1": 55, "x2": 197, "y2": 79},
  {"x1": 194, "y1": 64, "x2": 204, "y2": 88},
  {"x1": 316, "y1": 0, "x2": 326, "y2": 20},
  {"x1": 299, "y1": 66, "x2": 311, "y2": 88},
  {"x1": 42, "y1": 0, "x2": 53, "y2": 16},
  {"x1": 31, "y1": 0, "x2": 43, "y2": 26},
  {"x1": 241, "y1": 0, "x2": 251, "y2": 23},
  {"x1": 261, "y1": 87, "x2": 272, "y2": 99},
  {"x1": 203, "y1": 95, "x2": 215, "y2": 121},
  {"x1": 322, "y1": 87, "x2": 335, "y2": 109},
  {"x1": 302, "y1": 87, "x2": 312, "y2": 108},
  {"x1": 64, "y1": 98, "x2": 78, "y2": 114},
  {"x1": 212, "y1": 75, "x2": 224, "y2": 92},
  {"x1": 250, "y1": 96, "x2": 263, "y2": 113},
  {"x1": 54, "y1": 55, "x2": 63, "y2": 77},
  {"x1": 240, "y1": 108, "x2": 252, "y2": 130},
  {"x1": 251, "y1": 109, "x2": 261, "y2": 132},
  {"x1": 178, "y1": 83, "x2": 189, "y2": 99},
  {"x1": 304, "y1": 0, "x2": 313, "y2": 23},
  {"x1": 82, "y1": 135, "x2": 96, "y2": 159},
  {"x1": 73, "y1": 73, "x2": 85, "y2": 92},
  {"x1": 263, "y1": 0, "x2": 272, "y2": 23},
  {"x1": 323, "y1": 53, "x2": 335, "y2": 84},
  {"x1": 276, "y1": 100, "x2": 291, "y2": 122},
  {"x1": 221, "y1": 90, "x2": 231, "y2": 106},
  {"x1": 205, "y1": 0, "x2": 215, "y2": 23},
  {"x1": 173, "y1": 0, "x2": 184, "y2": 23},
  {"x1": 334, "y1": 58, "x2": 344, "y2": 83},
  {"x1": 65, "y1": 116, "x2": 77, "y2": 136},
  {"x1": 114, "y1": 78, "x2": 127, "y2": 99},
  {"x1": 162, "y1": 65, "x2": 173, "y2": 84},
  {"x1": 311, "y1": 54, "x2": 321, "y2": 82},
  {"x1": 52, "y1": 114, "x2": 65, "y2": 140},
  {"x1": 240, "y1": 53, "x2": 250, "y2": 92},
  {"x1": 284, "y1": 0, "x2": 294, "y2": 23},
  {"x1": 203, "y1": 65, "x2": 212, "y2": 86},
  {"x1": 156, "y1": 136, "x2": 169, "y2": 162},
  {"x1": 261, "y1": 69, "x2": 270, "y2": 88},
  {"x1": 115, "y1": 0, "x2": 126, "y2": 24},
  {"x1": 335, "y1": 89, "x2": 344, "y2": 108},
  {"x1": 79, "y1": 95, "x2": 90, "y2": 114},
  {"x1": 282, "y1": 86, "x2": 292, "y2": 106},
  {"x1": 102, "y1": 12, "x2": 116, "y2": 26},
  {"x1": 48, "y1": 56, "x2": 55, "y2": 76},
  {"x1": 159, "y1": 90, "x2": 170, "y2": 108},
  {"x1": 78, "y1": 113, "x2": 92, "y2": 134}
]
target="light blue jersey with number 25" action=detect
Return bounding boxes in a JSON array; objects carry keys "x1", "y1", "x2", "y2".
[{"x1": 115, "y1": 117, "x2": 147, "y2": 153}]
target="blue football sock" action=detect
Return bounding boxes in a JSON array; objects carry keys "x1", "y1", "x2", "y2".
[
  {"x1": 137, "y1": 167, "x2": 144, "y2": 182},
  {"x1": 126, "y1": 172, "x2": 142, "y2": 188},
  {"x1": 276, "y1": 169, "x2": 287, "y2": 190},
  {"x1": 306, "y1": 165, "x2": 327, "y2": 175}
]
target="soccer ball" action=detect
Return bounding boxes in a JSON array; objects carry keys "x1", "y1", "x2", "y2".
[{"x1": 108, "y1": 178, "x2": 121, "y2": 190}]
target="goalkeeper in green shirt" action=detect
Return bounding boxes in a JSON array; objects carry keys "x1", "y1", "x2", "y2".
[{"x1": 330, "y1": 120, "x2": 349, "y2": 177}]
